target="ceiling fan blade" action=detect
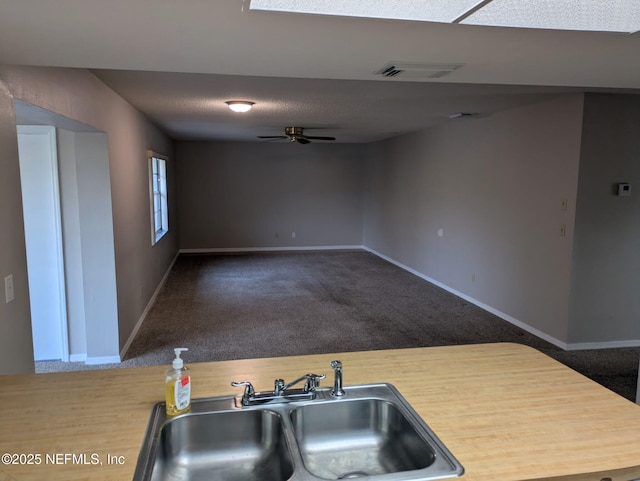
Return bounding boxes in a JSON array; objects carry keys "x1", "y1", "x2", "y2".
[
  {"x1": 258, "y1": 135, "x2": 288, "y2": 139},
  {"x1": 296, "y1": 137, "x2": 311, "y2": 144},
  {"x1": 304, "y1": 136, "x2": 336, "y2": 141}
]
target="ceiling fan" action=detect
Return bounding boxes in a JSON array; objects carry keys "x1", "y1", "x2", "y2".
[{"x1": 258, "y1": 127, "x2": 336, "y2": 144}]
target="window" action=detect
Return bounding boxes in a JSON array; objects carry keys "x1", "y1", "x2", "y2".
[{"x1": 148, "y1": 151, "x2": 168, "y2": 245}]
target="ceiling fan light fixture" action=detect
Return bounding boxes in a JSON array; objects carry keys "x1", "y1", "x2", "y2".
[{"x1": 226, "y1": 101, "x2": 255, "y2": 113}]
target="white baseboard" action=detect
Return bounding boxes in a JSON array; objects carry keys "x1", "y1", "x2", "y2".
[
  {"x1": 180, "y1": 245, "x2": 365, "y2": 254},
  {"x1": 364, "y1": 247, "x2": 572, "y2": 349},
  {"x1": 85, "y1": 355, "x2": 121, "y2": 365},
  {"x1": 119, "y1": 252, "x2": 180, "y2": 361},
  {"x1": 62, "y1": 353, "x2": 120, "y2": 365},
  {"x1": 69, "y1": 353, "x2": 87, "y2": 363},
  {"x1": 565, "y1": 340, "x2": 640, "y2": 350}
]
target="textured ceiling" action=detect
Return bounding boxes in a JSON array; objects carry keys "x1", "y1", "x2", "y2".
[
  {"x1": 1, "y1": 0, "x2": 639, "y2": 142},
  {"x1": 91, "y1": 70, "x2": 583, "y2": 142}
]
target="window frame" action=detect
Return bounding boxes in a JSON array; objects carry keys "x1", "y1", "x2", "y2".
[{"x1": 148, "y1": 150, "x2": 169, "y2": 245}]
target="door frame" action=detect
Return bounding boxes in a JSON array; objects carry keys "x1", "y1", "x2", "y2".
[{"x1": 17, "y1": 125, "x2": 69, "y2": 362}]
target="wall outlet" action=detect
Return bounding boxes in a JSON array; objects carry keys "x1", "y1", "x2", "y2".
[
  {"x1": 291, "y1": 232, "x2": 296, "y2": 239},
  {"x1": 618, "y1": 183, "x2": 631, "y2": 196},
  {"x1": 5, "y1": 274, "x2": 14, "y2": 303},
  {"x1": 560, "y1": 224, "x2": 567, "y2": 237}
]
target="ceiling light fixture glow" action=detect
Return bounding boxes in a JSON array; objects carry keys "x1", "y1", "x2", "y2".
[{"x1": 226, "y1": 101, "x2": 255, "y2": 113}]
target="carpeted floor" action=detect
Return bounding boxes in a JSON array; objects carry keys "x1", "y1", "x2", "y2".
[{"x1": 37, "y1": 251, "x2": 640, "y2": 402}]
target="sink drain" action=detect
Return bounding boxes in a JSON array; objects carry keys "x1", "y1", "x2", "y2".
[{"x1": 338, "y1": 471, "x2": 369, "y2": 479}]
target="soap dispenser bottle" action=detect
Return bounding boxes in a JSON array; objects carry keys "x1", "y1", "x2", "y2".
[{"x1": 165, "y1": 348, "x2": 191, "y2": 416}]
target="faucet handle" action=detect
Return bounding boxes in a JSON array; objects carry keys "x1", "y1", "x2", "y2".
[
  {"x1": 231, "y1": 381, "x2": 255, "y2": 398},
  {"x1": 304, "y1": 373, "x2": 326, "y2": 392},
  {"x1": 274, "y1": 378, "x2": 285, "y2": 395}
]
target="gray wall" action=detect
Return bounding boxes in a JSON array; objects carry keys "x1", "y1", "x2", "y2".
[
  {"x1": 176, "y1": 141, "x2": 365, "y2": 250},
  {"x1": 0, "y1": 80, "x2": 34, "y2": 374},
  {"x1": 73, "y1": 132, "x2": 120, "y2": 360},
  {"x1": 363, "y1": 95, "x2": 585, "y2": 346},
  {"x1": 569, "y1": 93, "x2": 640, "y2": 345},
  {"x1": 2, "y1": 66, "x2": 638, "y2": 363},
  {"x1": 0, "y1": 66, "x2": 177, "y2": 372}
]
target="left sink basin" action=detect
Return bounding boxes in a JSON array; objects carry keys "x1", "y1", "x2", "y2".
[{"x1": 144, "y1": 408, "x2": 294, "y2": 481}]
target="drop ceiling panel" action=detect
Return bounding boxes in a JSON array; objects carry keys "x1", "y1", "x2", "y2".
[
  {"x1": 461, "y1": 0, "x2": 640, "y2": 33},
  {"x1": 249, "y1": 0, "x2": 484, "y2": 22},
  {"x1": 250, "y1": 0, "x2": 640, "y2": 33}
]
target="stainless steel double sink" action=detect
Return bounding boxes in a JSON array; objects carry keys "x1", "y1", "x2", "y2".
[{"x1": 133, "y1": 383, "x2": 464, "y2": 481}]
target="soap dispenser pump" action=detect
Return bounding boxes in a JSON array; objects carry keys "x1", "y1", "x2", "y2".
[{"x1": 165, "y1": 347, "x2": 191, "y2": 416}]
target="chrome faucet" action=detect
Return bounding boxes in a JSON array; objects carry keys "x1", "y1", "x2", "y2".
[
  {"x1": 274, "y1": 373, "x2": 325, "y2": 395},
  {"x1": 232, "y1": 372, "x2": 325, "y2": 406},
  {"x1": 330, "y1": 360, "x2": 346, "y2": 397}
]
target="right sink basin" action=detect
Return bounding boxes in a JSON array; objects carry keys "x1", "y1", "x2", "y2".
[{"x1": 290, "y1": 398, "x2": 437, "y2": 479}]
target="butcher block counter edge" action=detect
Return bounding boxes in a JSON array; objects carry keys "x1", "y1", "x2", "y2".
[{"x1": 1, "y1": 343, "x2": 639, "y2": 481}]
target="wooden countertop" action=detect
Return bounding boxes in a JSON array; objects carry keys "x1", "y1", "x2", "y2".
[{"x1": 1, "y1": 343, "x2": 640, "y2": 481}]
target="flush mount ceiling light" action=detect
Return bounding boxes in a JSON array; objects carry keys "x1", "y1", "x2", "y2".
[
  {"x1": 225, "y1": 101, "x2": 255, "y2": 113},
  {"x1": 249, "y1": 0, "x2": 640, "y2": 33}
]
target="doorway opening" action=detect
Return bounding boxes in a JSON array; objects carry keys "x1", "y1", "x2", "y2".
[{"x1": 15, "y1": 100, "x2": 120, "y2": 365}]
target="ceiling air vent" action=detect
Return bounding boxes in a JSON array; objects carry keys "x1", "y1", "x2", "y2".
[{"x1": 374, "y1": 62, "x2": 464, "y2": 79}]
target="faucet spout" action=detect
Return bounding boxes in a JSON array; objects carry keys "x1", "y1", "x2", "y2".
[
  {"x1": 278, "y1": 373, "x2": 325, "y2": 395},
  {"x1": 331, "y1": 360, "x2": 346, "y2": 397}
]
